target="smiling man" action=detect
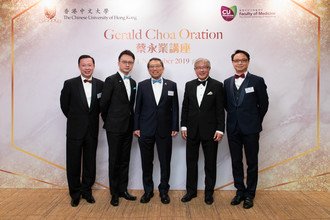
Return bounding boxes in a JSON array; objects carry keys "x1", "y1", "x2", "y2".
[
  {"x1": 133, "y1": 57, "x2": 179, "y2": 205},
  {"x1": 224, "y1": 50, "x2": 269, "y2": 209},
  {"x1": 180, "y1": 58, "x2": 225, "y2": 205},
  {"x1": 60, "y1": 55, "x2": 104, "y2": 207}
]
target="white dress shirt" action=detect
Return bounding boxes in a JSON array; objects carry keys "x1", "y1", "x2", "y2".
[
  {"x1": 151, "y1": 77, "x2": 163, "y2": 105},
  {"x1": 196, "y1": 80, "x2": 208, "y2": 107},
  {"x1": 235, "y1": 71, "x2": 247, "y2": 89},
  {"x1": 81, "y1": 75, "x2": 92, "y2": 108},
  {"x1": 119, "y1": 71, "x2": 131, "y2": 100}
]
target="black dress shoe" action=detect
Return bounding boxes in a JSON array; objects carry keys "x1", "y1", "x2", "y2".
[
  {"x1": 243, "y1": 197, "x2": 254, "y2": 209},
  {"x1": 82, "y1": 195, "x2": 95, "y2": 203},
  {"x1": 110, "y1": 195, "x2": 119, "y2": 206},
  {"x1": 231, "y1": 195, "x2": 245, "y2": 205},
  {"x1": 181, "y1": 193, "x2": 197, "y2": 203},
  {"x1": 140, "y1": 192, "x2": 154, "y2": 203},
  {"x1": 119, "y1": 191, "x2": 137, "y2": 201},
  {"x1": 71, "y1": 198, "x2": 80, "y2": 207},
  {"x1": 160, "y1": 193, "x2": 170, "y2": 204},
  {"x1": 205, "y1": 195, "x2": 214, "y2": 205}
]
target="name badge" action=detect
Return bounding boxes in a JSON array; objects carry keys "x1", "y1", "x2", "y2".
[
  {"x1": 97, "y1": 93, "x2": 102, "y2": 98},
  {"x1": 168, "y1": 91, "x2": 174, "y2": 96},
  {"x1": 245, "y1": 87, "x2": 254, "y2": 93}
]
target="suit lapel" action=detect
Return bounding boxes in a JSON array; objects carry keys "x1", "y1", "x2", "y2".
[
  {"x1": 115, "y1": 73, "x2": 130, "y2": 103},
  {"x1": 89, "y1": 78, "x2": 97, "y2": 111},
  {"x1": 129, "y1": 78, "x2": 135, "y2": 103},
  {"x1": 192, "y1": 79, "x2": 199, "y2": 109},
  {"x1": 78, "y1": 77, "x2": 89, "y2": 111},
  {"x1": 147, "y1": 79, "x2": 158, "y2": 106},
  {"x1": 158, "y1": 78, "x2": 167, "y2": 105},
  {"x1": 237, "y1": 73, "x2": 250, "y2": 106},
  {"x1": 200, "y1": 78, "x2": 213, "y2": 108}
]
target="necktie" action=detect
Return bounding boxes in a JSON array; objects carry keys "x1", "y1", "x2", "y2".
[
  {"x1": 152, "y1": 79, "x2": 162, "y2": 84},
  {"x1": 84, "y1": 79, "x2": 92, "y2": 83},
  {"x1": 234, "y1": 74, "x2": 245, "y2": 79},
  {"x1": 197, "y1": 80, "x2": 206, "y2": 86},
  {"x1": 124, "y1": 75, "x2": 131, "y2": 79}
]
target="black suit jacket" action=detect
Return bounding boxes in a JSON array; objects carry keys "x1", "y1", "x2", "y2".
[
  {"x1": 60, "y1": 76, "x2": 104, "y2": 139},
  {"x1": 100, "y1": 72, "x2": 136, "y2": 132},
  {"x1": 134, "y1": 78, "x2": 179, "y2": 137},
  {"x1": 181, "y1": 77, "x2": 225, "y2": 140},
  {"x1": 224, "y1": 72, "x2": 269, "y2": 135}
]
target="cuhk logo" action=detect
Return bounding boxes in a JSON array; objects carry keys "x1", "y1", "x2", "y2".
[
  {"x1": 44, "y1": 6, "x2": 56, "y2": 19},
  {"x1": 221, "y1": 6, "x2": 237, "y2": 21}
]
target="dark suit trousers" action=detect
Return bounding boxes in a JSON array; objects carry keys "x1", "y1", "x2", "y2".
[
  {"x1": 66, "y1": 131, "x2": 97, "y2": 200},
  {"x1": 138, "y1": 134, "x2": 172, "y2": 194},
  {"x1": 186, "y1": 135, "x2": 218, "y2": 196},
  {"x1": 106, "y1": 131, "x2": 133, "y2": 196},
  {"x1": 227, "y1": 126, "x2": 260, "y2": 198}
]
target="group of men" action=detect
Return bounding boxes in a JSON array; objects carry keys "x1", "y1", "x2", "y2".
[{"x1": 60, "y1": 49, "x2": 269, "y2": 209}]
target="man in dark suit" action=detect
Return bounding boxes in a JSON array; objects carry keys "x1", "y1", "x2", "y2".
[
  {"x1": 100, "y1": 50, "x2": 137, "y2": 206},
  {"x1": 133, "y1": 58, "x2": 179, "y2": 204},
  {"x1": 224, "y1": 50, "x2": 269, "y2": 209},
  {"x1": 60, "y1": 55, "x2": 104, "y2": 207},
  {"x1": 180, "y1": 58, "x2": 225, "y2": 205}
]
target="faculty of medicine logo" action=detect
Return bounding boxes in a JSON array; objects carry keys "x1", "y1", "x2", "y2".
[{"x1": 221, "y1": 5, "x2": 237, "y2": 21}]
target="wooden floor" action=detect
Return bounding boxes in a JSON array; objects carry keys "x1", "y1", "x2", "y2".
[{"x1": 0, "y1": 189, "x2": 329, "y2": 219}]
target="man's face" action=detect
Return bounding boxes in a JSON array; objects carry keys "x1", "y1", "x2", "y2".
[
  {"x1": 148, "y1": 60, "x2": 164, "y2": 79},
  {"x1": 232, "y1": 53, "x2": 249, "y2": 74},
  {"x1": 118, "y1": 54, "x2": 134, "y2": 74},
  {"x1": 194, "y1": 61, "x2": 210, "y2": 81},
  {"x1": 79, "y1": 58, "x2": 94, "y2": 79}
]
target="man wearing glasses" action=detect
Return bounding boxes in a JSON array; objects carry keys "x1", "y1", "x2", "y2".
[
  {"x1": 224, "y1": 50, "x2": 269, "y2": 209},
  {"x1": 133, "y1": 58, "x2": 179, "y2": 204},
  {"x1": 100, "y1": 50, "x2": 137, "y2": 206},
  {"x1": 180, "y1": 58, "x2": 225, "y2": 205}
]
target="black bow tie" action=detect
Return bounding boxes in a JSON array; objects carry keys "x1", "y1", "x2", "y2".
[
  {"x1": 197, "y1": 80, "x2": 207, "y2": 86},
  {"x1": 84, "y1": 79, "x2": 92, "y2": 83},
  {"x1": 234, "y1": 74, "x2": 245, "y2": 79}
]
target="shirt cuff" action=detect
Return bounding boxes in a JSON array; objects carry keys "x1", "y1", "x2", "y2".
[{"x1": 181, "y1": 127, "x2": 187, "y2": 131}]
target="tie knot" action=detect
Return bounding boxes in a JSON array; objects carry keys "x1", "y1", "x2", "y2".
[
  {"x1": 124, "y1": 75, "x2": 131, "y2": 79},
  {"x1": 84, "y1": 79, "x2": 92, "y2": 83},
  {"x1": 197, "y1": 80, "x2": 207, "y2": 86},
  {"x1": 152, "y1": 78, "x2": 162, "y2": 84},
  {"x1": 234, "y1": 74, "x2": 245, "y2": 79}
]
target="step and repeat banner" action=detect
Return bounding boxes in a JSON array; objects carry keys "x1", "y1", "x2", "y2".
[{"x1": 0, "y1": 0, "x2": 329, "y2": 190}]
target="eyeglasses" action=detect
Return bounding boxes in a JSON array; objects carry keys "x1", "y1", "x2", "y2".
[
  {"x1": 148, "y1": 65, "x2": 163, "y2": 69},
  {"x1": 232, "y1": 59, "x2": 248, "y2": 64},
  {"x1": 120, "y1": 60, "x2": 134, "y2": 65},
  {"x1": 194, "y1": 66, "x2": 209, "y2": 71}
]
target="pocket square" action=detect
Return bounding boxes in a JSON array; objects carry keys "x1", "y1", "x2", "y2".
[
  {"x1": 207, "y1": 91, "x2": 213, "y2": 95},
  {"x1": 97, "y1": 93, "x2": 102, "y2": 99}
]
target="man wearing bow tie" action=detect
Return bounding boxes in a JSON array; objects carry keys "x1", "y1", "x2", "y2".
[
  {"x1": 100, "y1": 50, "x2": 137, "y2": 206},
  {"x1": 60, "y1": 55, "x2": 104, "y2": 207},
  {"x1": 133, "y1": 58, "x2": 179, "y2": 204},
  {"x1": 224, "y1": 50, "x2": 269, "y2": 209},
  {"x1": 180, "y1": 58, "x2": 225, "y2": 205}
]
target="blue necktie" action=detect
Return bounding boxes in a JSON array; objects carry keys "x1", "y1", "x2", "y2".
[
  {"x1": 152, "y1": 79, "x2": 162, "y2": 84},
  {"x1": 124, "y1": 75, "x2": 131, "y2": 79}
]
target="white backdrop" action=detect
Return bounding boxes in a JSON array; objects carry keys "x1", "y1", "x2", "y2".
[{"x1": 1, "y1": 0, "x2": 328, "y2": 191}]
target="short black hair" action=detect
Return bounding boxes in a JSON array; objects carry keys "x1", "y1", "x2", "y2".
[
  {"x1": 78, "y1": 55, "x2": 95, "y2": 65},
  {"x1": 147, "y1": 57, "x2": 164, "y2": 68},
  {"x1": 231, "y1": 50, "x2": 250, "y2": 61},
  {"x1": 118, "y1": 50, "x2": 135, "y2": 61}
]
